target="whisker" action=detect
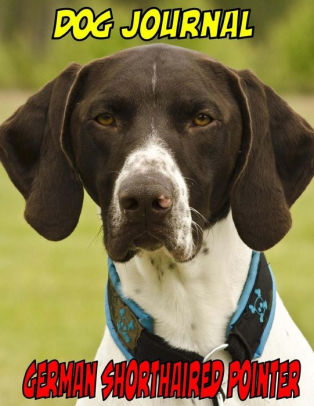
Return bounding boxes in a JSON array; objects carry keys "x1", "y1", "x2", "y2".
[
  {"x1": 190, "y1": 207, "x2": 208, "y2": 224},
  {"x1": 183, "y1": 176, "x2": 199, "y2": 186},
  {"x1": 191, "y1": 219, "x2": 203, "y2": 242},
  {"x1": 88, "y1": 224, "x2": 103, "y2": 248},
  {"x1": 203, "y1": 227, "x2": 210, "y2": 239}
]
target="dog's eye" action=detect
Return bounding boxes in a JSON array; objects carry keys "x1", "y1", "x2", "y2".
[
  {"x1": 193, "y1": 113, "x2": 212, "y2": 127},
  {"x1": 95, "y1": 113, "x2": 115, "y2": 126}
]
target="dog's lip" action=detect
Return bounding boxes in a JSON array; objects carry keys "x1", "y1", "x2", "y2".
[
  {"x1": 105, "y1": 226, "x2": 165, "y2": 261},
  {"x1": 110, "y1": 221, "x2": 171, "y2": 239},
  {"x1": 106, "y1": 221, "x2": 203, "y2": 263},
  {"x1": 133, "y1": 231, "x2": 163, "y2": 251}
]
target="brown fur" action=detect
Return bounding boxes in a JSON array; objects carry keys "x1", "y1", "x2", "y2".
[{"x1": 0, "y1": 45, "x2": 313, "y2": 253}]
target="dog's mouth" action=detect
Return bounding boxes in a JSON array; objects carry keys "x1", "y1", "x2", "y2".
[
  {"x1": 133, "y1": 231, "x2": 163, "y2": 251},
  {"x1": 105, "y1": 221, "x2": 201, "y2": 263}
]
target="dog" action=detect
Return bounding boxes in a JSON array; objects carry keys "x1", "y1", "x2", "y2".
[{"x1": 0, "y1": 44, "x2": 313, "y2": 405}]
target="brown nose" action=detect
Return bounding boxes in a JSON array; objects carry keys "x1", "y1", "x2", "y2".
[{"x1": 118, "y1": 173, "x2": 173, "y2": 222}]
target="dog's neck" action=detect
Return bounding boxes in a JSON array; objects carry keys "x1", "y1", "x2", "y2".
[{"x1": 114, "y1": 212, "x2": 252, "y2": 357}]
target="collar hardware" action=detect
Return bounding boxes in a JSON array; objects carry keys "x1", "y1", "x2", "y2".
[{"x1": 203, "y1": 343, "x2": 229, "y2": 363}]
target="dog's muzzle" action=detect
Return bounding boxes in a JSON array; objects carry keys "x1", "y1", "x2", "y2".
[{"x1": 106, "y1": 143, "x2": 195, "y2": 262}]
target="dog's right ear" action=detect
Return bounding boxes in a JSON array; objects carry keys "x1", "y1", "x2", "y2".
[
  {"x1": 229, "y1": 69, "x2": 314, "y2": 251},
  {"x1": 0, "y1": 64, "x2": 84, "y2": 241}
]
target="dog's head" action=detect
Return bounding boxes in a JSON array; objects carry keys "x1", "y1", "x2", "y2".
[{"x1": 1, "y1": 44, "x2": 313, "y2": 262}]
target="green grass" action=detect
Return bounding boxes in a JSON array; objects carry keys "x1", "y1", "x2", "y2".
[{"x1": 0, "y1": 91, "x2": 313, "y2": 405}]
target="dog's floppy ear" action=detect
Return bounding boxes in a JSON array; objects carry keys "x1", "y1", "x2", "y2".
[
  {"x1": 230, "y1": 69, "x2": 314, "y2": 251},
  {"x1": 0, "y1": 64, "x2": 84, "y2": 241}
]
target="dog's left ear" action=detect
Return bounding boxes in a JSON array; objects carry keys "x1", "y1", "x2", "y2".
[
  {"x1": 0, "y1": 64, "x2": 84, "y2": 241},
  {"x1": 229, "y1": 69, "x2": 314, "y2": 251}
]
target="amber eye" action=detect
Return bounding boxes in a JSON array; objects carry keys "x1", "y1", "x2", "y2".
[
  {"x1": 95, "y1": 113, "x2": 115, "y2": 126},
  {"x1": 193, "y1": 113, "x2": 212, "y2": 127}
]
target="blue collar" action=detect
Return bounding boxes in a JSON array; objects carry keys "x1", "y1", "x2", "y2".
[{"x1": 105, "y1": 251, "x2": 276, "y2": 362}]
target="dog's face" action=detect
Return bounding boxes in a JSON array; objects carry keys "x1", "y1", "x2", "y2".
[
  {"x1": 63, "y1": 46, "x2": 244, "y2": 261},
  {"x1": 1, "y1": 44, "x2": 313, "y2": 262}
]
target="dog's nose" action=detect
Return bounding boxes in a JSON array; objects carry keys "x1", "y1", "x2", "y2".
[{"x1": 118, "y1": 174, "x2": 173, "y2": 221}]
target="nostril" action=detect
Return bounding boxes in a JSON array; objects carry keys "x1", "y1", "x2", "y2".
[
  {"x1": 152, "y1": 195, "x2": 173, "y2": 211},
  {"x1": 120, "y1": 197, "x2": 139, "y2": 211}
]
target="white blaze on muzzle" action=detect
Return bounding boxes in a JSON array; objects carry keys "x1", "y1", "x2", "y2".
[{"x1": 109, "y1": 139, "x2": 194, "y2": 260}]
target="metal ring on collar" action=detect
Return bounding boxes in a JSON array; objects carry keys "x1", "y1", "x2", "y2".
[{"x1": 203, "y1": 343, "x2": 229, "y2": 363}]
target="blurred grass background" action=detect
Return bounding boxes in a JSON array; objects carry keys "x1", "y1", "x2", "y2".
[{"x1": 0, "y1": 0, "x2": 313, "y2": 404}]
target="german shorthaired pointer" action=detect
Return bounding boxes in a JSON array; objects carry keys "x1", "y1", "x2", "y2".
[{"x1": 1, "y1": 44, "x2": 313, "y2": 405}]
